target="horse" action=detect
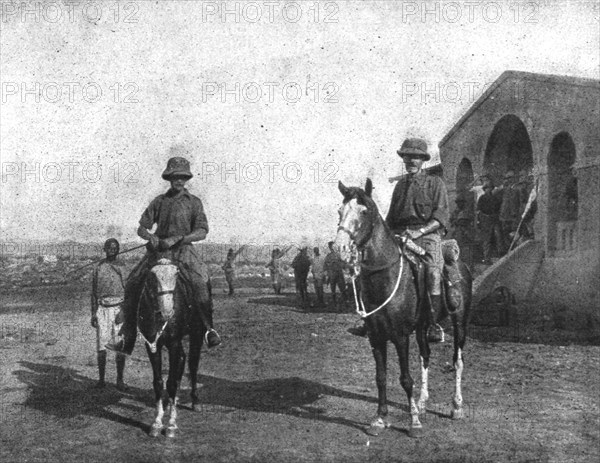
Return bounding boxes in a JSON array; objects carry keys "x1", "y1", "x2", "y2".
[
  {"x1": 136, "y1": 256, "x2": 209, "y2": 437},
  {"x1": 335, "y1": 178, "x2": 472, "y2": 438}
]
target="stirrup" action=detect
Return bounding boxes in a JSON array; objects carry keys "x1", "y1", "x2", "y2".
[
  {"x1": 204, "y1": 328, "x2": 222, "y2": 348},
  {"x1": 204, "y1": 328, "x2": 215, "y2": 344}
]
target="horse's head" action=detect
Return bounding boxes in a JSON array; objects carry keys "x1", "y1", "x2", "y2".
[
  {"x1": 147, "y1": 258, "x2": 180, "y2": 319},
  {"x1": 335, "y1": 178, "x2": 378, "y2": 262}
]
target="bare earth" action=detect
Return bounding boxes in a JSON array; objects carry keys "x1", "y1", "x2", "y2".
[{"x1": 1, "y1": 283, "x2": 599, "y2": 463}]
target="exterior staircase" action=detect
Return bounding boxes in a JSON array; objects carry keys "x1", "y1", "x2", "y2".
[{"x1": 472, "y1": 240, "x2": 545, "y2": 305}]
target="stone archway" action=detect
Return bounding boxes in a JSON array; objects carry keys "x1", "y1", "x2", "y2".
[
  {"x1": 483, "y1": 115, "x2": 533, "y2": 187},
  {"x1": 547, "y1": 132, "x2": 577, "y2": 253}
]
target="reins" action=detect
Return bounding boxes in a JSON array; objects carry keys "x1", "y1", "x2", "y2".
[
  {"x1": 338, "y1": 196, "x2": 404, "y2": 319},
  {"x1": 352, "y1": 245, "x2": 404, "y2": 319},
  {"x1": 137, "y1": 283, "x2": 170, "y2": 354}
]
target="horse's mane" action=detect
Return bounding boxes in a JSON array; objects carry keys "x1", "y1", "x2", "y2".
[
  {"x1": 342, "y1": 186, "x2": 378, "y2": 211},
  {"x1": 341, "y1": 183, "x2": 399, "y2": 239}
]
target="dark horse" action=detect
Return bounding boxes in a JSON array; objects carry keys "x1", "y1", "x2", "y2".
[
  {"x1": 335, "y1": 179, "x2": 472, "y2": 437},
  {"x1": 136, "y1": 256, "x2": 209, "y2": 437}
]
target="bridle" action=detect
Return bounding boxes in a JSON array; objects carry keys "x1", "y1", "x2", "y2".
[
  {"x1": 338, "y1": 201, "x2": 404, "y2": 319},
  {"x1": 137, "y1": 259, "x2": 180, "y2": 353}
]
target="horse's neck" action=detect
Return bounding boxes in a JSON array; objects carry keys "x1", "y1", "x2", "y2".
[{"x1": 362, "y1": 215, "x2": 400, "y2": 267}]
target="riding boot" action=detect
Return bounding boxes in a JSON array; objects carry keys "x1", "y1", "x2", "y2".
[
  {"x1": 116, "y1": 354, "x2": 128, "y2": 391},
  {"x1": 347, "y1": 320, "x2": 368, "y2": 337},
  {"x1": 195, "y1": 300, "x2": 222, "y2": 348},
  {"x1": 95, "y1": 351, "x2": 106, "y2": 388},
  {"x1": 427, "y1": 295, "x2": 444, "y2": 343}
]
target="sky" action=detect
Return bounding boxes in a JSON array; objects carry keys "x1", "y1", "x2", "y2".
[{"x1": 1, "y1": 0, "x2": 598, "y2": 248}]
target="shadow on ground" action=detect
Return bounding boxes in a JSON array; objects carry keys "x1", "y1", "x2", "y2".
[
  {"x1": 248, "y1": 294, "x2": 353, "y2": 314},
  {"x1": 13, "y1": 361, "x2": 405, "y2": 435},
  {"x1": 13, "y1": 360, "x2": 150, "y2": 431}
]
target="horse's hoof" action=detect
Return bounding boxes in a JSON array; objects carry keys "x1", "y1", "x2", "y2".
[
  {"x1": 166, "y1": 427, "x2": 177, "y2": 438},
  {"x1": 408, "y1": 426, "x2": 424, "y2": 438},
  {"x1": 451, "y1": 408, "x2": 464, "y2": 420},
  {"x1": 149, "y1": 425, "x2": 162, "y2": 437},
  {"x1": 366, "y1": 417, "x2": 389, "y2": 436}
]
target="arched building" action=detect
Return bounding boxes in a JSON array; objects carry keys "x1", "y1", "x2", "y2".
[{"x1": 439, "y1": 71, "x2": 599, "y2": 311}]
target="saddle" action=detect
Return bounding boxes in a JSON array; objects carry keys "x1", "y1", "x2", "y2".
[{"x1": 397, "y1": 237, "x2": 465, "y2": 317}]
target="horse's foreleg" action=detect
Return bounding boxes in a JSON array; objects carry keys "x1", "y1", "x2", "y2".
[
  {"x1": 147, "y1": 346, "x2": 164, "y2": 437},
  {"x1": 366, "y1": 341, "x2": 390, "y2": 436},
  {"x1": 451, "y1": 314, "x2": 466, "y2": 420},
  {"x1": 165, "y1": 342, "x2": 186, "y2": 437},
  {"x1": 416, "y1": 328, "x2": 431, "y2": 415},
  {"x1": 418, "y1": 356, "x2": 430, "y2": 414},
  {"x1": 395, "y1": 335, "x2": 422, "y2": 438},
  {"x1": 189, "y1": 331, "x2": 203, "y2": 410}
]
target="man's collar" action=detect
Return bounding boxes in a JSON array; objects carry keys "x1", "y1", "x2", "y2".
[
  {"x1": 166, "y1": 187, "x2": 191, "y2": 198},
  {"x1": 407, "y1": 170, "x2": 426, "y2": 181}
]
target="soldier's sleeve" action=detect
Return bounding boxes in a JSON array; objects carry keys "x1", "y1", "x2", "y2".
[
  {"x1": 431, "y1": 177, "x2": 449, "y2": 230},
  {"x1": 384, "y1": 180, "x2": 402, "y2": 226},
  {"x1": 139, "y1": 196, "x2": 161, "y2": 230},
  {"x1": 191, "y1": 197, "x2": 209, "y2": 233}
]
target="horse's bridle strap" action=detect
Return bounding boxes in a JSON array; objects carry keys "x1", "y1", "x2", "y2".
[
  {"x1": 354, "y1": 246, "x2": 404, "y2": 319},
  {"x1": 337, "y1": 225, "x2": 354, "y2": 239},
  {"x1": 157, "y1": 290, "x2": 175, "y2": 297}
]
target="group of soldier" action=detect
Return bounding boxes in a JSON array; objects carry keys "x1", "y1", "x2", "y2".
[
  {"x1": 287, "y1": 242, "x2": 349, "y2": 309},
  {"x1": 449, "y1": 168, "x2": 536, "y2": 265}
]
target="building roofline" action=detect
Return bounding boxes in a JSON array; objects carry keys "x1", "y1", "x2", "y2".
[{"x1": 438, "y1": 70, "x2": 600, "y2": 148}]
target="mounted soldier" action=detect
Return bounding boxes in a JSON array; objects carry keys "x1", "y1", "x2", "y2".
[
  {"x1": 107, "y1": 156, "x2": 222, "y2": 354},
  {"x1": 348, "y1": 138, "x2": 448, "y2": 342}
]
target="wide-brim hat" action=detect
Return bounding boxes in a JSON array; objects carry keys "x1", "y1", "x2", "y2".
[
  {"x1": 162, "y1": 156, "x2": 193, "y2": 180},
  {"x1": 397, "y1": 138, "x2": 431, "y2": 161}
]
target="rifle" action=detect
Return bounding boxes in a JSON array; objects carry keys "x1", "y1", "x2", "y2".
[
  {"x1": 64, "y1": 243, "x2": 147, "y2": 276},
  {"x1": 508, "y1": 179, "x2": 538, "y2": 253}
]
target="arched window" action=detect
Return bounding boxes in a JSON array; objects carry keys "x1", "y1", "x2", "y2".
[
  {"x1": 483, "y1": 115, "x2": 533, "y2": 187},
  {"x1": 548, "y1": 132, "x2": 577, "y2": 253}
]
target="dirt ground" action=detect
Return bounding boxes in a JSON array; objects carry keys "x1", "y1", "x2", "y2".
[{"x1": 1, "y1": 282, "x2": 599, "y2": 463}]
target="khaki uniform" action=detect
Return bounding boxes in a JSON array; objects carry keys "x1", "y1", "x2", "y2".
[{"x1": 385, "y1": 171, "x2": 449, "y2": 295}]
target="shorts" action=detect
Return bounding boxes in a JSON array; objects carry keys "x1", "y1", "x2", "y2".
[
  {"x1": 414, "y1": 233, "x2": 443, "y2": 271},
  {"x1": 96, "y1": 304, "x2": 122, "y2": 352}
]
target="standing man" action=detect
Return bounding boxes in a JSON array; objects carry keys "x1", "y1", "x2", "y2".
[
  {"x1": 448, "y1": 194, "x2": 473, "y2": 244},
  {"x1": 514, "y1": 169, "x2": 537, "y2": 243},
  {"x1": 266, "y1": 245, "x2": 292, "y2": 295},
  {"x1": 324, "y1": 241, "x2": 347, "y2": 305},
  {"x1": 91, "y1": 238, "x2": 127, "y2": 390},
  {"x1": 222, "y1": 246, "x2": 245, "y2": 296},
  {"x1": 291, "y1": 247, "x2": 311, "y2": 308},
  {"x1": 498, "y1": 170, "x2": 522, "y2": 252},
  {"x1": 107, "y1": 156, "x2": 221, "y2": 354},
  {"x1": 310, "y1": 246, "x2": 326, "y2": 307},
  {"x1": 348, "y1": 138, "x2": 448, "y2": 342},
  {"x1": 476, "y1": 181, "x2": 504, "y2": 264}
]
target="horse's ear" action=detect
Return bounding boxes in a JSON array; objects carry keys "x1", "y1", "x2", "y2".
[
  {"x1": 338, "y1": 181, "x2": 350, "y2": 199},
  {"x1": 365, "y1": 178, "x2": 373, "y2": 197}
]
